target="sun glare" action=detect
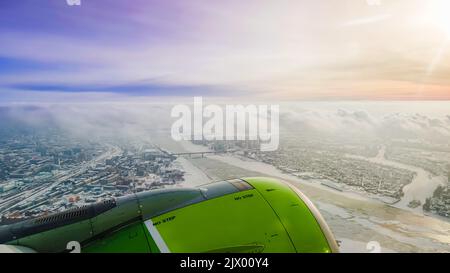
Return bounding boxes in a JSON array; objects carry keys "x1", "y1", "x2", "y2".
[{"x1": 428, "y1": 0, "x2": 450, "y2": 37}]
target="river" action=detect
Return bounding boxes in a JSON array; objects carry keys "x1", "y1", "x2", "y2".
[{"x1": 346, "y1": 146, "x2": 446, "y2": 212}]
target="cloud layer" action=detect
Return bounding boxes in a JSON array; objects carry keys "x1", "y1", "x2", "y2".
[{"x1": 1, "y1": 101, "x2": 449, "y2": 146}]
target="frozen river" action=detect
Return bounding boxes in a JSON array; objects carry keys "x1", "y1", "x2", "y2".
[{"x1": 346, "y1": 146, "x2": 446, "y2": 212}]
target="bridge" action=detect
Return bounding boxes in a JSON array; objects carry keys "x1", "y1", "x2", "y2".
[{"x1": 169, "y1": 150, "x2": 239, "y2": 158}]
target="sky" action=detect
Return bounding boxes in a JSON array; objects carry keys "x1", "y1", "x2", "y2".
[{"x1": 1, "y1": 0, "x2": 450, "y2": 102}]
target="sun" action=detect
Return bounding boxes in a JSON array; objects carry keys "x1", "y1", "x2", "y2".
[{"x1": 428, "y1": 0, "x2": 450, "y2": 37}]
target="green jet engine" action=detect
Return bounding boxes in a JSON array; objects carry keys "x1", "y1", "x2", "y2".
[{"x1": 0, "y1": 177, "x2": 339, "y2": 253}]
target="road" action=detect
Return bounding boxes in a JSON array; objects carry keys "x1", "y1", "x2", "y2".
[{"x1": 0, "y1": 145, "x2": 122, "y2": 213}]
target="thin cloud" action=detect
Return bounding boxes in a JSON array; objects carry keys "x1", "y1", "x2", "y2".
[{"x1": 340, "y1": 14, "x2": 392, "y2": 27}]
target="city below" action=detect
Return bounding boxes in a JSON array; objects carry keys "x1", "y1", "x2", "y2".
[
  {"x1": 0, "y1": 131, "x2": 185, "y2": 224},
  {"x1": 2, "y1": 128, "x2": 449, "y2": 226}
]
